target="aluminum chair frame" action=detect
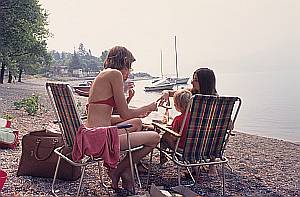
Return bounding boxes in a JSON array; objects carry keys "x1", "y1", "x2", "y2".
[
  {"x1": 46, "y1": 82, "x2": 138, "y2": 196},
  {"x1": 147, "y1": 94, "x2": 242, "y2": 196}
]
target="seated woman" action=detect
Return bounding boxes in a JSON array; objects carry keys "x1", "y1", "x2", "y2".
[
  {"x1": 75, "y1": 78, "x2": 144, "y2": 133},
  {"x1": 86, "y1": 46, "x2": 160, "y2": 191},
  {"x1": 158, "y1": 68, "x2": 219, "y2": 176}
]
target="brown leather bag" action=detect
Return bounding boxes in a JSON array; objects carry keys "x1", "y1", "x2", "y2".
[{"x1": 17, "y1": 130, "x2": 81, "y2": 181}]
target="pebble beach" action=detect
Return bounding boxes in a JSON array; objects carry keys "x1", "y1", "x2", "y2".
[{"x1": 0, "y1": 77, "x2": 299, "y2": 196}]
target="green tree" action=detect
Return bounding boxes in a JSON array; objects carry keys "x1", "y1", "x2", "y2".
[
  {"x1": 0, "y1": 0, "x2": 50, "y2": 83},
  {"x1": 78, "y1": 43, "x2": 88, "y2": 56},
  {"x1": 69, "y1": 50, "x2": 81, "y2": 69},
  {"x1": 99, "y1": 50, "x2": 108, "y2": 68}
]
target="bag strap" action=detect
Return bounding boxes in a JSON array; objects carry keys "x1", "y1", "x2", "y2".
[{"x1": 34, "y1": 138, "x2": 59, "y2": 161}]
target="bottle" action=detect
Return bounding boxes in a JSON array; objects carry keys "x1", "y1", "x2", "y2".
[{"x1": 162, "y1": 108, "x2": 169, "y2": 124}]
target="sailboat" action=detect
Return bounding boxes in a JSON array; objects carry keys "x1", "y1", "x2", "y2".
[
  {"x1": 144, "y1": 78, "x2": 175, "y2": 91},
  {"x1": 144, "y1": 50, "x2": 176, "y2": 92},
  {"x1": 166, "y1": 77, "x2": 189, "y2": 84},
  {"x1": 166, "y1": 36, "x2": 189, "y2": 85}
]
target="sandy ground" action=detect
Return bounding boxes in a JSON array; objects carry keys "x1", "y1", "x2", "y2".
[{"x1": 0, "y1": 77, "x2": 299, "y2": 196}]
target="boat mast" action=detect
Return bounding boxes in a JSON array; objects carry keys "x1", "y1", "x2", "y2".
[
  {"x1": 174, "y1": 36, "x2": 179, "y2": 81},
  {"x1": 160, "y1": 49, "x2": 163, "y2": 78}
]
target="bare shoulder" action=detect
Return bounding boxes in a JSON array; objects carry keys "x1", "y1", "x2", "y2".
[
  {"x1": 107, "y1": 69, "x2": 123, "y2": 83},
  {"x1": 110, "y1": 69, "x2": 122, "y2": 76},
  {"x1": 95, "y1": 69, "x2": 122, "y2": 82}
]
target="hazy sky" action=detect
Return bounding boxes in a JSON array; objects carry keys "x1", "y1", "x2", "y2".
[{"x1": 40, "y1": 0, "x2": 300, "y2": 76}]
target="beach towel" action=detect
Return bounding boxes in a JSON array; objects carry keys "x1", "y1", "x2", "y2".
[{"x1": 72, "y1": 125, "x2": 120, "y2": 169}]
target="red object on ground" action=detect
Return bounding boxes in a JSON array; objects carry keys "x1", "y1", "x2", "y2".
[
  {"x1": 0, "y1": 169, "x2": 7, "y2": 191},
  {"x1": 5, "y1": 121, "x2": 11, "y2": 128}
]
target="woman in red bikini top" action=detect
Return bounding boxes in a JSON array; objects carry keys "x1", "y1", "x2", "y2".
[{"x1": 86, "y1": 46, "x2": 160, "y2": 192}]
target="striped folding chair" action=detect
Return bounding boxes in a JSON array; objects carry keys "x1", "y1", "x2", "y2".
[
  {"x1": 148, "y1": 94, "x2": 241, "y2": 195},
  {"x1": 46, "y1": 82, "x2": 136, "y2": 196}
]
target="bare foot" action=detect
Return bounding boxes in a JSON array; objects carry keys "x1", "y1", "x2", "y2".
[
  {"x1": 108, "y1": 168, "x2": 121, "y2": 189},
  {"x1": 208, "y1": 165, "x2": 218, "y2": 177},
  {"x1": 121, "y1": 170, "x2": 134, "y2": 193}
]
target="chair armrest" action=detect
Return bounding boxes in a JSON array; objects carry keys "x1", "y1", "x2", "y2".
[
  {"x1": 117, "y1": 124, "x2": 133, "y2": 129},
  {"x1": 81, "y1": 116, "x2": 87, "y2": 120},
  {"x1": 152, "y1": 122, "x2": 181, "y2": 137}
]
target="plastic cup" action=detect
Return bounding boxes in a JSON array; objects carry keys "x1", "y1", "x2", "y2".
[{"x1": 0, "y1": 169, "x2": 7, "y2": 192}]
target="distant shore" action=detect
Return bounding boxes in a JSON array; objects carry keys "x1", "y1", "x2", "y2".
[
  {"x1": 0, "y1": 76, "x2": 299, "y2": 196},
  {"x1": 48, "y1": 74, "x2": 157, "y2": 83}
]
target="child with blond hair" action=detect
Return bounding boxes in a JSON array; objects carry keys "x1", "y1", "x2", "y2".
[{"x1": 160, "y1": 89, "x2": 192, "y2": 164}]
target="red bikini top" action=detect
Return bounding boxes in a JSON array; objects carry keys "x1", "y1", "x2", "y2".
[{"x1": 88, "y1": 96, "x2": 116, "y2": 107}]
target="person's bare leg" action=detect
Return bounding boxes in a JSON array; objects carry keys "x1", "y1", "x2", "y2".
[
  {"x1": 208, "y1": 158, "x2": 218, "y2": 176},
  {"x1": 109, "y1": 122, "x2": 142, "y2": 189},
  {"x1": 159, "y1": 133, "x2": 169, "y2": 165},
  {"x1": 141, "y1": 123, "x2": 154, "y2": 131},
  {"x1": 116, "y1": 118, "x2": 146, "y2": 176},
  {"x1": 109, "y1": 131, "x2": 160, "y2": 191},
  {"x1": 108, "y1": 168, "x2": 120, "y2": 189},
  {"x1": 115, "y1": 118, "x2": 143, "y2": 134}
]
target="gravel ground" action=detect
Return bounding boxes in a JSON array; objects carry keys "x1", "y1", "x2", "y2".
[{"x1": 0, "y1": 77, "x2": 299, "y2": 196}]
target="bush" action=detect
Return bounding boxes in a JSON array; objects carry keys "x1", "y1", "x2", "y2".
[
  {"x1": 14, "y1": 95, "x2": 40, "y2": 115},
  {"x1": 2, "y1": 114, "x2": 15, "y2": 121}
]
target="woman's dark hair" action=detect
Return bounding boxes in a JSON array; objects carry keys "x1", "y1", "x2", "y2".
[
  {"x1": 193, "y1": 68, "x2": 217, "y2": 95},
  {"x1": 103, "y1": 46, "x2": 136, "y2": 70}
]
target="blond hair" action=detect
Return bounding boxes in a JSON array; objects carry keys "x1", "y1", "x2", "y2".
[{"x1": 173, "y1": 89, "x2": 192, "y2": 112}]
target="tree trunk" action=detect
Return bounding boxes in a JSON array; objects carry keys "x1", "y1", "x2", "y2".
[
  {"x1": 18, "y1": 67, "x2": 23, "y2": 82},
  {"x1": 0, "y1": 62, "x2": 5, "y2": 84},
  {"x1": 8, "y1": 71, "x2": 12, "y2": 83}
]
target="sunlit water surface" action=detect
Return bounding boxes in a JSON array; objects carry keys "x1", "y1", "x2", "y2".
[{"x1": 129, "y1": 69, "x2": 300, "y2": 143}]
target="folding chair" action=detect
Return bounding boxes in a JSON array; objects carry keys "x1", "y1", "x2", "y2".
[
  {"x1": 147, "y1": 94, "x2": 242, "y2": 195},
  {"x1": 46, "y1": 82, "x2": 138, "y2": 196}
]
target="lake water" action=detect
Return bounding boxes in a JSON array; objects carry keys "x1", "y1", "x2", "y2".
[{"x1": 129, "y1": 69, "x2": 300, "y2": 143}]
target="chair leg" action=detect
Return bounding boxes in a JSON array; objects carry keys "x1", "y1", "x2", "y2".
[
  {"x1": 126, "y1": 128, "x2": 136, "y2": 195},
  {"x1": 186, "y1": 167, "x2": 196, "y2": 186},
  {"x1": 177, "y1": 166, "x2": 181, "y2": 186},
  {"x1": 221, "y1": 163, "x2": 225, "y2": 196},
  {"x1": 134, "y1": 163, "x2": 142, "y2": 188},
  {"x1": 98, "y1": 161, "x2": 110, "y2": 196},
  {"x1": 146, "y1": 150, "x2": 153, "y2": 190},
  {"x1": 76, "y1": 166, "x2": 86, "y2": 197},
  {"x1": 226, "y1": 162, "x2": 233, "y2": 173},
  {"x1": 51, "y1": 156, "x2": 62, "y2": 197}
]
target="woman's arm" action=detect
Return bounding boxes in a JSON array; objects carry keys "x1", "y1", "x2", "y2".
[
  {"x1": 110, "y1": 70, "x2": 157, "y2": 120},
  {"x1": 157, "y1": 88, "x2": 192, "y2": 106},
  {"x1": 126, "y1": 89, "x2": 135, "y2": 104},
  {"x1": 156, "y1": 90, "x2": 176, "y2": 106}
]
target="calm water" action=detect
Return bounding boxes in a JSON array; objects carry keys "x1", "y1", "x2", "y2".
[{"x1": 130, "y1": 69, "x2": 300, "y2": 143}]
